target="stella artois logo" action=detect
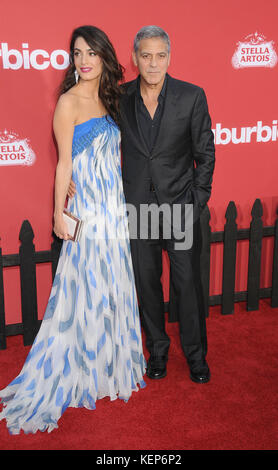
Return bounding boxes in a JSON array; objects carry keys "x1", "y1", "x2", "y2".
[
  {"x1": 232, "y1": 32, "x2": 277, "y2": 69},
  {"x1": 0, "y1": 129, "x2": 36, "y2": 166}
]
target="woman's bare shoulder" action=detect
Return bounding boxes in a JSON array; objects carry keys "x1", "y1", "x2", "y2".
[
  {"x1": 56, "y1": 91, "x2": 79, "y2": 112},
  {"x1": 54, "y1": 91, "x2": 79, "y2": 127}
]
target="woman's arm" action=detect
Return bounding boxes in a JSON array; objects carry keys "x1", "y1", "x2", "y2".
[{"x1": 53, "y1": 94, "x2": 76, "y2": 240}]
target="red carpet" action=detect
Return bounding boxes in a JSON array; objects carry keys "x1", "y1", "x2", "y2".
[{"x1": 0, "y1": 299, "x2": 277, "y2": 450}]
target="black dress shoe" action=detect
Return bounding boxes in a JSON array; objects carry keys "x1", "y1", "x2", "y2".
[
  {"x1": 146, "y1": 356, "x2": 167, "y2": 380},
  {"x1": 189, "y1": 360, "x2": 210, "y2": 384}
]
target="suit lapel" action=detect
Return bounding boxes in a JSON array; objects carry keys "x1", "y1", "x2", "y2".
[
  {"x1": 124, "y1": 78, "x2": 150, "y2": 157},
  {"x1": 152, "y1": 74, "x2": 178, "y2": 156}
]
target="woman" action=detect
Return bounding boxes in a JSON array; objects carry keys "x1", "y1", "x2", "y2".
[{"x1": 0, "y1": 25, "x2": 146, "y2": 435}]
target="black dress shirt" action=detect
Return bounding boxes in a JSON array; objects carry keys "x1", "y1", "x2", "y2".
[{"x1": 136, "y1": 75, "x2": 167, "y2": 153}]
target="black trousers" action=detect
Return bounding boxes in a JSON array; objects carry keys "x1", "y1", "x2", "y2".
[{"x1": 129, "y1": 190, "x2": 207, "y2": 365}]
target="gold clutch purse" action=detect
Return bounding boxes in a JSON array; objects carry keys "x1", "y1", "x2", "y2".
[{"x1": 63, "y1": 209, "x2": 83, "y2": 242}]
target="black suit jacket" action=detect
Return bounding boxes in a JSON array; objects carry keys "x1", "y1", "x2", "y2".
[{"x1": 119, "y1": 73, "x2": 215, "y2": 212}]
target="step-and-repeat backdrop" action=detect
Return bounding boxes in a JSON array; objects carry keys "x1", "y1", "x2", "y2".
[{"x1": 1, "y1": 0, "x2": 277, "y2": 324}]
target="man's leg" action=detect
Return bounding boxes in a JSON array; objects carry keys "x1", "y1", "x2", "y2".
[
  {"x1": 128, "y1": 189, "x2": 170, "y2": 378},
  {"x1": 130, "y1": 237, "x2": 170, "y2": 360},
  {"x1": 167, "y1": 218, "x2": 210, "y2": 383}
]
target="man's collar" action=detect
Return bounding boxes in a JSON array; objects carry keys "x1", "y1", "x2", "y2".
[
  {"x1": 160, "y1": 74, "x2": 167, "y2": 97},
  {"x1": 136, "y1": 74, "x2": 168, "y2": 98}
]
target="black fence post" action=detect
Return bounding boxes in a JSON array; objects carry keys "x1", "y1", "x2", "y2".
[
  {"x1": 271, "y1": 207, "x2": 278, "y2": 308},
  {"x1": 247, "y1": 199, "x2": 263, "y2": 311},
  {"x1": 0, "y1": 241, "x2": 6, "y2": 350},
  {"x1": 222, "y1": 202, "x2": 237, "y2": 315},
  {"x1": 19, "y1": 220, "x2": 40, "y2": 346},
  {"x1": 200, "y1": 205, "x2": 211, "y2": 318},
  {"x1": 51, "y1": 237, "x2": 62, "y2": 280}
]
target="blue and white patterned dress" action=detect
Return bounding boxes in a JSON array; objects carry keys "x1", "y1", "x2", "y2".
[{"x1": 0, "y1": 116, "x2": 146, "y2": 434}]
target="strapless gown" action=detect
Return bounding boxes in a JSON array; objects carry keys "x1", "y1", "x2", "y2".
[{"x1": 0, "y1": 116, "x2": 146, "y2": 434}]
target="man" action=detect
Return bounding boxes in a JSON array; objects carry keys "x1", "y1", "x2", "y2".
[
  {"x1": 69, "y1": 25, "x2": 215, "y2": 384},
  {"x1": 119, "y1": 26, "x2": 215, "y2": 384}
]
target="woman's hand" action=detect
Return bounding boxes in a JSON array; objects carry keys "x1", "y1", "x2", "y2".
[{"x1": 54, "y1": 214, "x2": 70, "y2": 240}]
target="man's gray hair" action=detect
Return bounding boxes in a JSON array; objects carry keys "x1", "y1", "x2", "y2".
[{"x1": 134, "y1": 25, "x2": 171, "y2": 53}]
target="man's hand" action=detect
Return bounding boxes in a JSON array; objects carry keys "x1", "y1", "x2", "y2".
[{"x1": 68, "y1": 179, "x2": 76, "y2": 199}]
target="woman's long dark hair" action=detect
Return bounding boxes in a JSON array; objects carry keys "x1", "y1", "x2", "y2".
[{"x1": 59, "y1": 25, "x2": 124, "y2": 125}]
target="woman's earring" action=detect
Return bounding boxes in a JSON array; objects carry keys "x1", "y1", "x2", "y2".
[{"x1": 74, "y1": 70, "x2": 79, "y2": 84}]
